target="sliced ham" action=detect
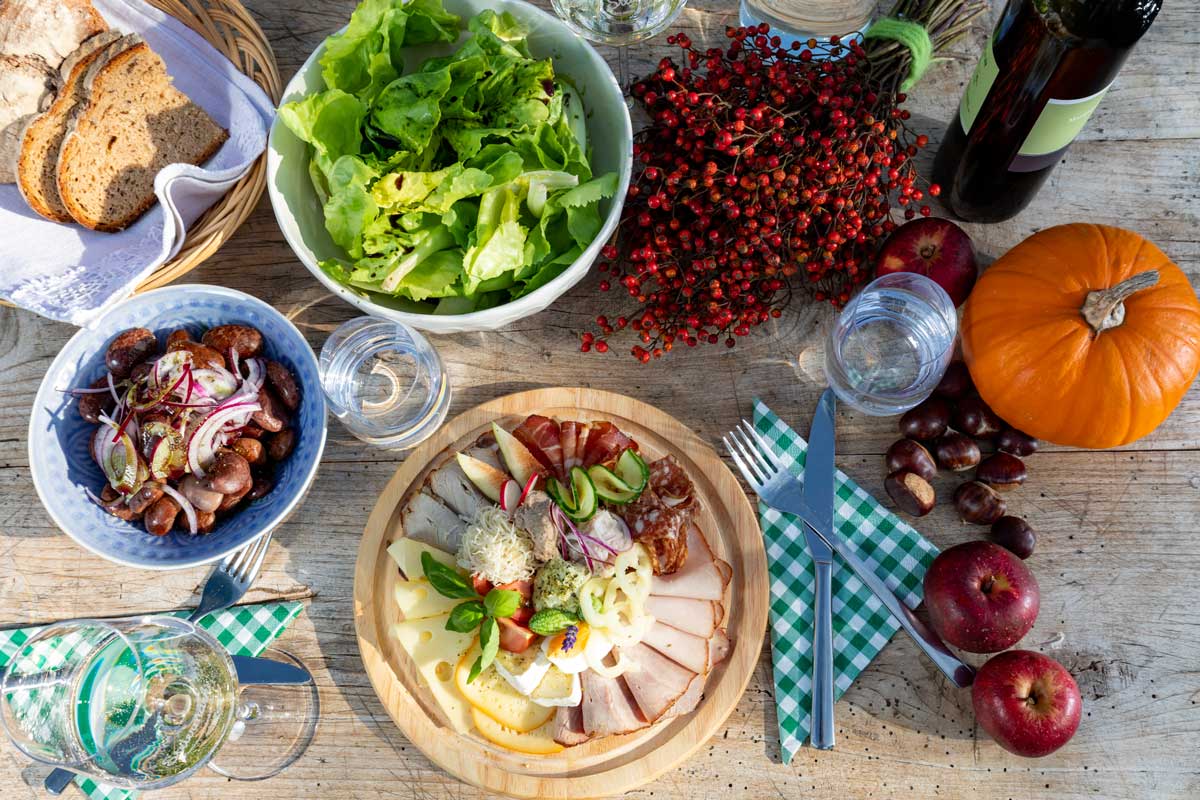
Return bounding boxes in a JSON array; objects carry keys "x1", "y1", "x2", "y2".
[
  {"x1": 513, "y1": 414, "x2": 564, "y2": 478},
  {"x1": 642, "y1": 621, "x2": 710, "y2": 674},
  {"x1": 645, "y1": 596, "x2": 718, "y2": 638},
  {"x1": 561, "y1": 420, "x2": 580, "y2": 471},
  {"x1": 709, "y1": 628, "x2": 731, "y2": 666},
  {"x1": 582, "y1": 421, "x2": 635, "y2": 467},
  {"x1": 663, "y1": 672, "x2": 705, "y2": 719},
  {"x1": 652, "y1": 560, "x2": 727, "y2": 601},
  {"x1": 620, "y1": 642, "x2": 698, "y2": 723},
  {"x1": 553, "y1": 704, "x2": 590, "y2": 747},
  {"x1": 580, "y1": 671, "x2": 648, "y2": 737}
]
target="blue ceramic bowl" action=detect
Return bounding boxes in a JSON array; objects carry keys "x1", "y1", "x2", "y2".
[{"x1": 29, "y1": 285, "x2": 328, "y2": 570}]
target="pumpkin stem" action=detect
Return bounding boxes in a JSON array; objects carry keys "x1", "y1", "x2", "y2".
[{"x1": 1081, "y1": 270, "x2": 1160, "y2": 335}]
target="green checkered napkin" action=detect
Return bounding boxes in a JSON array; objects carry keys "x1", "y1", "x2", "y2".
[
  {"x1": 0, "y1": 601, "x2": 303, "y2": 800},
  {"x1": 753, "y1": 400, "x2": 939, "y2": 762}
]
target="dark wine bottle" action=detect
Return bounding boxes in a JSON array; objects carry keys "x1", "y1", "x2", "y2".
[{"x1": 933, "y1": 0, "x2": 1162, "y2": 223}]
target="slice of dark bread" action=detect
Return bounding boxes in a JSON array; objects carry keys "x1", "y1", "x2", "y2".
[
  {"x1": 0, "y1": 0, "x2": 109, "y2": 67},
  {"x1": 57, "y1": 39, "x2": 229, "y2": 232},
  {"x1": 16, "y1": 30, "x2": 122, "y2": 221}
]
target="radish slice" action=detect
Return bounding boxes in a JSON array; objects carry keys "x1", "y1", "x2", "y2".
[
  {"x1": 518, "y1": 472, "x2": 538, "y2": 506},
  {"x1": 160, "y1": 484, "x2": 198, "y2": 535},
  {"x1": 500, "y1": 479, "x2": 521, "y2": 513}
]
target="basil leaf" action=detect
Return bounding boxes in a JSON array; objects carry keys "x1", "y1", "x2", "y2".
[
  {"x1": 483, "y1": 588, "x2": 522, "y2": 619},
  {"x1": 528, "y1": 608, "x2": 579, "y2": 636},
  {"x1": 421, "y1": 551, "x2": 476, "y2": 599},
  {"x1": 446, "y1": 600, "x2": 485, "y2": 633},
  {"x1": 467, "y1": 617, "x2": 500, "y2": 683}
]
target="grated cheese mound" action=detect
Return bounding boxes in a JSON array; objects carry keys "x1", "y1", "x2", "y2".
[{"x1": 456, "y1": 506, "x2": 537, "y2": 585}]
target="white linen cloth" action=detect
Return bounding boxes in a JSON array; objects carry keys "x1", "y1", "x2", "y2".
[{"x1": 0, "y1": 0, "x2": 275, "y2": 326}]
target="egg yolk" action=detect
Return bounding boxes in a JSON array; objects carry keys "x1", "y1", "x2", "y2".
[{"x1": 547, "y1": 623, "x2": 590, "y2": 658}]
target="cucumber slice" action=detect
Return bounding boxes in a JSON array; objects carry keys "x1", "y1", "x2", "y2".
[
  {"x1": 588, "y1": 464, "x2": 638, "y2": 504},
  {"x1": 614, "y1": 449, "x2": 649, "y2": 493},
  {"x1": 565, "y1": 467, "x2": 597, "y2": 522},
  {"x1": 546, "y1": 476, "x2": 577, "y2": 513}
]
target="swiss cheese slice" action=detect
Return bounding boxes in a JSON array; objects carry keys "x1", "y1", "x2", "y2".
[
  {"x1": 393, "y1": 580, "x2": 461, "y2": 620},
  {"x1": 387, "y1": 537, "x2": 456, "y2": 580},
  {"x1": 392, "y1": 617, "x2": 474, "y2": 733}
]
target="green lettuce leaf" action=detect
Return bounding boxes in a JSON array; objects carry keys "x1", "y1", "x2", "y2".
[
  {"x1": 277, "y1": 90, "x2": 367, "y2": 177},
  {"x1": 370, "y1": 68, "x2": 453, "y2": 153}
]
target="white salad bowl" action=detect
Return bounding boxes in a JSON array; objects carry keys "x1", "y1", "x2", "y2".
[{"x1": 267, "y1": 0, "x2": 633, "y2": 334}]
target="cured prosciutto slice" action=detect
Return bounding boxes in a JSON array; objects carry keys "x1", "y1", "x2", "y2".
[
  {"x1": 620, "y1": 642, "x2": 698, "y2": 722},
  {"x1": 574, "y1": 422, "x2": 591, "y2": 468},
  {"x1": 642, "y1": 621, "x2": 710, "y2": 674},
  {"x1": 645, "y1": 596, "x2": 718, "y2": 638},
  {"x1": 582, "y1": 421, "x2": 635, "y2": 467},
  {"x1": 561, "y1": 421, "x2": 581, "y2": 471},
  {"x1": 513, "y1": 415, "x2": 564, "y2": 478},
  {"x1": 553, "y1": 704, "x2": 590, "y2": 746},
  {"x1": 580, "y1": 671, "x2": 648, "y2": 737}
]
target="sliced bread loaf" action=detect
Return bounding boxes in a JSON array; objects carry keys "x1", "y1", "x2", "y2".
[
  {"x1": 0, "y1": 0, "x2": 108, "y2": 67},
  {"x1": 0, "y1": 52, "x2": 55, "y2": 183},
  {"x1": 57, "y1": 38, "x2": 229, "y2": 232},
  {"x1": 16, "y1": 30, "x2": 123, "y2": 220}
]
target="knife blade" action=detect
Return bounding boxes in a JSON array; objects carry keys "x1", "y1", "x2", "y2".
[
  {"x1": 232, "y1": 654, "x2": 311, "y2": 685},
  {"x1": 801, "y1": 388, "x2": 837, "y2": 538}
]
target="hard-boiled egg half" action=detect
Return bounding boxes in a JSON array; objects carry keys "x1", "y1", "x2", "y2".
[{"x1": 542, "y1": 623, "x2": 613, "y2": 674}]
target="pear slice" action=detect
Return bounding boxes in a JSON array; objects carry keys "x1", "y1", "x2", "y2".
[
  {"x1": 456, "y1": 452, "x2": 508, "y2": 503},
  {"x1": 492, "y1": 422, "x2": 543, "y2": 486}
]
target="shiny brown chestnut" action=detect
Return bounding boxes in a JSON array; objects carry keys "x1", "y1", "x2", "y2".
[
  {"x1": 954, "y1": 481, "x2": 1007, "y2": 525},
  {"x1": 934, "y1": 361, "x2": 974, "y2": 399},
  {"x1": 954, "y1": 396, "x2": 1004, "y2": 439},
  {"x1": 933, "y1": 432, "x2": 981, "y2": 472},
  {"x1": 995, "y1": 427, "x2": 1039, "y2": 457},
  {"x1": 976, "y1": 453, "x2": 1028, "y2": 491},
  {"x1": 899, "y1": 396, "x2": 951, "y2": 441},
  {"x1": 886, "y1": 439, "x2": 938, "y2": 482},
  {"x1": 885, "y1": 470, "x2": 936, "y2": 517},
  {"x1": 990, "y1": 516, "x2": 1036, "y2": 559}
]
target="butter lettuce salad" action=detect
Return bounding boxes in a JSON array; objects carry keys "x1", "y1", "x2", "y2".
[{"x1": 279, "y1": 0, "x2": 618, "y2": 313}]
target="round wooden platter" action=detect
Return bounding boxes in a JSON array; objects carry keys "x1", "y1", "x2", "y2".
[{"x1": 354, "y1": 388, "x2": 768, "y2": 799}]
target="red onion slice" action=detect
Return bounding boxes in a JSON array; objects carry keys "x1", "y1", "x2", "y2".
[{"x1": 160, "y1": 484, "x2": 197, "y2": 535}]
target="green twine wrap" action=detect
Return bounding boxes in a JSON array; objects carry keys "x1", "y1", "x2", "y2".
[{"x1": 864, "y1": 17, "x2": 934, "y2": 91}]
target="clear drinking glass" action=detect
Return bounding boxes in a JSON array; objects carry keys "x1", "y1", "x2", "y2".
[
  {"x1": 550, "y1": 0, "x2": 688, "y2": 89},
  {"x1": 319, "y1": 316, "x2": 451, "y2": 450},
  {"x1": 0, "y1": 617, "x2": 317, "y2": 790},
  {"x1": 824, "y1": 273, "x2": 957, "y2": 416}
]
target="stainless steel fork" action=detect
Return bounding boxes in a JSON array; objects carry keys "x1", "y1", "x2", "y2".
[
  {"x1": 724, "y1": 421, "x2": 976, "y2": 690},
  {"x1": 43, "y1": 532, "x2": 275, "y2": 795}
]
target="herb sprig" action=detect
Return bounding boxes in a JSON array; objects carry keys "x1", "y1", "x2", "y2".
[{"x1": 421, "y1": 552, "x2": 522, "y2": 682}]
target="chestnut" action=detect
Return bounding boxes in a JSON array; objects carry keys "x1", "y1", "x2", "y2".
[
  {"x1": 954, "y1": 396, "x2": 1004, "y2": 439},
  {"x1": 976, "y1": 453, "x2": 1027, "y2": 491},
  {"x1": 996, "y1": 427, "x2": 1039, "y2": 457},
  {"x1": 885, "y1": 470, "x2": 936, "y2": 517},
  {"x1": 933, "y1": 432, "x2": 981, "y2": 472},
  {"x1": 886, "y1": 439, "x2": 937, "y2": 482},
  {"x1": 954, "y1": 481, "x2": 1007, "y2": 525},
  {"x1": 934, "y1": 361, "x2": 974, "y2": 399},
  {"x1": 990, "y1": 516, "x2": 1036, "y2": 559},
  {"x1": 899, "y1": 396, "x2": 951, "y2": 441}
]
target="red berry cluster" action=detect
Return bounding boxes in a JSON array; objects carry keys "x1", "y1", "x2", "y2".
[{"x1": 585, "y1": 25, "x2": 939, "y2": 362}]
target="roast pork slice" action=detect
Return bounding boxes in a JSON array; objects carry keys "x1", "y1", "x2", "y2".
[
  {"x1": 553, "y1": 704, "x2": 590, "y2": 747},
  {"x1": 645, "y1": 596, "x2": 718, "y2": 638},
  {"x1": 427, "y1": 460, "x2": 488, "y2": 520},
  {"x1": 401, "y1": 491, "x2": 466, "y2": 553},
  {"x1": 709, "y1": 628, "x2": 731, "y2": 666},
  {"x1": 651, "y1": 561, "x2": 726, "y2": 601},
  {"x1": 642, "y1": 621, "x2": 710, "y2": 675},
  {"x1": 580, "y1": 670, "x2": 648, "y2": 737},
  {"x1": 465, "y1": 442, "x2": 505, "y2": 473},
  {"x1": 663, "y1": 671, "x2": 705, "y2": 719},
  {"x1": 620, "y1": 642, "x2": 698, "y2": 723}
]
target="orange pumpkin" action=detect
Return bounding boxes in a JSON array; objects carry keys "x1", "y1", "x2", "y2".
[{"x1": 961, "y1": 224, "x2": 1200, "y2": 449}]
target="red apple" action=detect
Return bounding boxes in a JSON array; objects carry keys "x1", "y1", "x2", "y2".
[
  {"x1": 876, "y1": 217, "x2": 978, "y2": 306},
  {"x1": 973, "y1": 650, "x2": 1082, "y2": 757},
  {"x1": 923, "y1": 540, "x2": 1039, "y2": 653}
]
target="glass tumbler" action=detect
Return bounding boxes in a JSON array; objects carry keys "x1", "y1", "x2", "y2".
[
  {"x1": 550, "y1": 0, "x2": 688, "y2": 90},
  {"x1": 320, "y1": 316, "x2": 451, "y2": 450},
  {"x1": 824, "y1": 273, "x2": 957, "y2": 416}
]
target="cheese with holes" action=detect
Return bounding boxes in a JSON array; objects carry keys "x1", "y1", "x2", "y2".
[
  {"x1": 455, "y1": 644, "x2": 555, "y2": 732},
  {"x1": 387, "y1": 537, "x2": 456, "y2": 580},
  {"x1": 393, "y1": 580, "x2": 461, "y2": 620},
  {"x1": 391, "y1": 617, "x2": 474, "y2": 733}
]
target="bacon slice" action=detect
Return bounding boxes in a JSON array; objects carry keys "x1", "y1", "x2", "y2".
[
  {"x1": 620, "y1": 642, "x2": 698, "y2": 723},
  {"x1": 582, "y1": 421, "x2": 635, "y2": 467},
  {"x1": 513, "y1": 415, "x2": 564, "y2": 478},
  {"x1": 561, "y1": 420, "x2": 581, "y2": 471},
  {"x1": 580, "y1": 671, "x2": 648, "y2": 737},
  {"x1": 553, "y1": 704, "x2": 590, "y2": 747},
  {"x1": 642, "y1": 621, "x2": 711, "y2": 674},
  {"x1": 645, "y1": 596, "x2": 718, "y2": 638}
]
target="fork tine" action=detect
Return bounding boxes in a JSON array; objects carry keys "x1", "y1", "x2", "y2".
[
  {"x1": 741, "y1": 419, "x2": 785, "y2": 470},
  {"x1": 225, "y1": 540, "x2": 253, "y2": 575},
  {"x1": 725, "y1": 430, "x2": 768, "y2": 485},
  {"x1": 724, "y1": 437, "x2": 763, "y2": 491},
  {"x1": 732, "y1": 424, "x2": 777, "y2": 479},
  {"x1": 238, "y1": 532, "x2": 272, "y2": 583}
]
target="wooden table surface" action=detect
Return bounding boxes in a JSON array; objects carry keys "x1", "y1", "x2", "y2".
[{"x1": 2, "y1": 1, "x2": 1198, "y2": 798}]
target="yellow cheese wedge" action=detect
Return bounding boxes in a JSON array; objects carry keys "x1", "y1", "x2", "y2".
[
  {"x1": 455, "y1": 644, "x2": 555, "y2": 732},
  {"x1": 387, "y1": 537, "x2": 456, "y2": 580},
  {"x1": 393, "y1": 580, "x2": 461, "y2": 620},
  {"x1": 472, "y1": 707, "x2": 565, "y2": 755},
  {"x1": 392, "y1": 617, "x2": 474, "y2": 733}
]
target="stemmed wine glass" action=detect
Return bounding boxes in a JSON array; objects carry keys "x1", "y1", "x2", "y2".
[
  {"x1": 0, "y1": 616, "x2": 317, "y2": 790},
  {"x1": 550, "y1": 0, "x2": 688, "y2": 90}
]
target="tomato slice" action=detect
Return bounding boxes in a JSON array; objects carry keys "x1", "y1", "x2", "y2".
[
  {"x1": 496, "y1": 579, "x2": 533, "y2": 606},
  {"x1": 497, "y1": 616, "x2": 538, "y2": 653},
  {"x1": 471, "y1": 574, "x2": 494, "y2": 596},
  {"x1": 510, "y1": 606, "x2": 534, "y2": 627}
]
